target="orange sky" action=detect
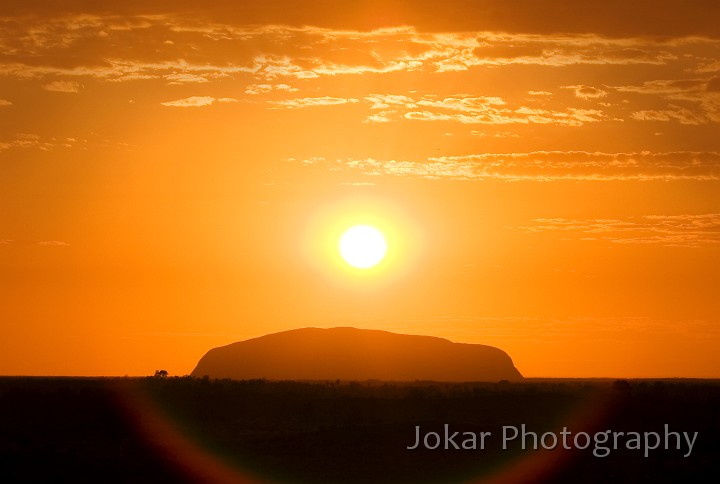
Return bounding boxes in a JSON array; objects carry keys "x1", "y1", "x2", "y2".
[{"x1": 1, "y1": 0, "x2": 719, "y2": 378}]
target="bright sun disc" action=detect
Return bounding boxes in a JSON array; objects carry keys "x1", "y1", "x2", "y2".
[{"x1": 339, "y1": 225, "x2": 387, "y2": 269}]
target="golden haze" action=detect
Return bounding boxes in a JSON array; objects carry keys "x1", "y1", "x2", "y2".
[{"x1": 0, "y1": 1, "x2": 719, "y2": 378}]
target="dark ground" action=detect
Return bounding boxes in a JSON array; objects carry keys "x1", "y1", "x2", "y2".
[{"x1": 0, "y1": 377, "x2": 718, "y2": 483}]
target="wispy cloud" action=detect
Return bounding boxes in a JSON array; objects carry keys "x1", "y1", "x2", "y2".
[
  {"x1": 0, "y1": 16, "x2": 716, "y2": 85},
  {"x1": 42, "y1": 80, "x2": 81, "y2": 93},
  {"x1": 563, "y1": 85, "x2": 608, "y2": 99},
  {"x1": 37, "y1": 240, "x2": 71, "y2": 247},
  {"x1": 272, "y1": 96, "x2": 359, "y2": 108},
  {"x1": 0, "y1": 99, "x2": 11, "y2": 106},
  {"x1": 511, "y1": 214, "x2": 720, "y2": 247},
  {"x1": 244, "y1": 83, "x2": 298, "y2": 95},
  {"x1": 613, "y1": 78, "x2": 720, "y2": 124},
  {"x1": 364, "y1": 94, "x2": 416, "y2": 109},
  {"x1": 0, "y1": 133, "x2": 79, "y2": 152},
  {"x1": 470, "y1": 130, "x2": 519, "y2": 138},
  {"x1": 363, "y1": 113, "x2": 392, "y2": 123},
  {"x1": 630, "y1": 106, "x2": 706, "y2": 125},
  {"x1": 0, "y1": 59, "x2": 258, "y2": 83},
  {"x1": 361, "y1": 93, "x2": 605, "y2": 126},
  {"x1": 614, "y1": 78, "x2": 709, "y2": 96},
  {"x1": 160, "y1": 96, "x2": 237, "y2": 107},
  {"x1": 302, "y1": 151, "x2": 720, "y2": 182},
  {"x1": 164, "y1": 73, "x2": 208, "y2": 84},
  {"x1": 1, "y1": 19, "x2": 712, "y2": 131},
  {"x1": 0, "y1": 239, "x2": 71, "y2": 247}
]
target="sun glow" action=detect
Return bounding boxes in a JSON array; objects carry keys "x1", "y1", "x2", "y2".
[{"x1": 339, "y1": 225, "x2": 387, "y2": 269}]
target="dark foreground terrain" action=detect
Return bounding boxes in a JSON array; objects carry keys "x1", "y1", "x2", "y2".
[{"x1": 1, "y1": 377, "x2": 718, "y2": 483}]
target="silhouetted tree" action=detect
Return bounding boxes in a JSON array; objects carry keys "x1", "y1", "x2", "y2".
[{"x1": 154, "y1": 370, "x2": 168, "y2": 378}]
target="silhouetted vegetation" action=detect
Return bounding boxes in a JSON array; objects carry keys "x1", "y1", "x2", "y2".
[{"x1": 0, "y1": 377, "x2": 718, "y2": 482}]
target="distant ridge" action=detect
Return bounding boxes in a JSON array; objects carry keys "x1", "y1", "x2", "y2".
[{"x1": 191, "y1": 327, "x2": 523, "y2": 382}]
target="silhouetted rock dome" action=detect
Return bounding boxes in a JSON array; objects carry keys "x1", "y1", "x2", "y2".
[{"x1": 191, "y1": 327, "x2": 523, "y2": 382}]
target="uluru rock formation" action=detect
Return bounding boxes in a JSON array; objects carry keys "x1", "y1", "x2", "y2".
[{"x1": 191, "y1": 327, "x2": 523, "y2": 381}]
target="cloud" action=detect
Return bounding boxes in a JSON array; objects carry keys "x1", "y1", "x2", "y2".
[
  {"x1": 563, "y1": 85, "x2": 608, "y2": 99},
  {"x1": 2, "y1": 3, "x2": 719, "y2": 44},
  {"x1": 0, "y1": 133, "x2": 80, "y2": 152},
  {"x1": 301, "y1": 151, "x2": 720, "y2": 182},
  {"x1": 160, "y1": 96, "x2": 237, "y2": 107},
  {"x1": 244, "y1": 83, "x2": 298, "y2": 95},
  {"x1": 511, "y1": 214, "x2": 720, "y2": 248},
  {"x1": 364, "y1": 113, "x2": 392, "y2": 123},
  {"x1": 1, "y1": 15, "x2": 716, "y2": 87},
  {"x1": 1, "y1": 239, "x2": 72, "y2": 247},
  {"x1": 362, "y1": 93, "x2": 604, "y2": 126},
  {"x1": 364, "y1": 94, "x2": 416, "y2": 109},
  {"x1": 247, "y1": 30, "x2": 686, "y2": 80},
  {"x1": 272, "y1": 96, "x2": 359, "y2": 108},
  {"x1": 471, "y1": 130, "x2": 520, "y2": 138},
  {"x1": 614, "y1": 78, "x2": 720, "y2": 124},
  {"x1": 696, "y1": 60, "x2": 720, "y2": 73},
  {"x1": 614, "y1": 78, "x2": 709, "y2": 96},
  {"x1": 0, "y1": 99, "x2": 11, "y2": 106},
  {"x1": 0, "y1": 13, "x2": 718, "y2": 137},
  {"x1": 42, "y1": 80, "x2": 81, "y2": 93},
  {"x1": 164, "y1": 73, "x2": 208, "y2": 84},
  {"x1": 0, "y1": 59, "x2": 258, "y2": 83},
  {"x1": 467, "y1": 36, "x2": 679, "y2": 69},
  {"x1": 630, "y1": 107, "x2": 705, "y2": 125}
]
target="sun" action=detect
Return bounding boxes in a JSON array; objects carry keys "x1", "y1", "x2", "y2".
[{"x1": 339, "y1": 225, "x2": 387, "y2": 269}]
